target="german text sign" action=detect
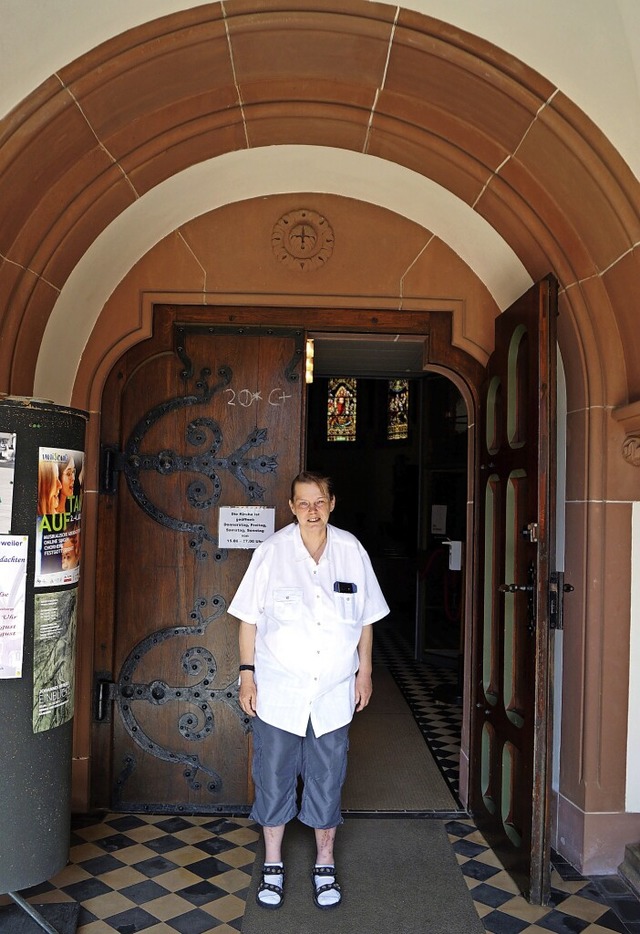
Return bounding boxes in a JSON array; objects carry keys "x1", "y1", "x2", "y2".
[
  {"x1": 219, "y1": 506, "x2": 275, "y2": 549},
  {"x1": 0, "y1": 535, "x2": 28, "y2": 679}
]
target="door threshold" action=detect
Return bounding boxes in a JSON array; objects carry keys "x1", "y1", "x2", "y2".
[{"x1": 342, "y1": 808, "x2": 468, "y2": 820}]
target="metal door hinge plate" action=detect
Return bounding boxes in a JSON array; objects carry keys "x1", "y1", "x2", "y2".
[
  {"x1": 94, "y1": 675, "x2": 116, "y2": 721},
  {"x1": 549, "y1": 572, "x2": 574, "y2": 630}
]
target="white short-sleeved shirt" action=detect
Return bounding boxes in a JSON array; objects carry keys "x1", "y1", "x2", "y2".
[{"x1": 228, "y1": 522, "x2": 390, "y2": 737}]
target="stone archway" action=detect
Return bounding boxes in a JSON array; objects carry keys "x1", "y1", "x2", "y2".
[
  {"x1": 0, "y1": 2, "x2": 635, "y2": 407},
  {"x1": 2, "y1": 2, "x2": 639, "y2": 871}
]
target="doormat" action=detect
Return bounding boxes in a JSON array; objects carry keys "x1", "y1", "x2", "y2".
[
  {"x1": 342, "y1": 666, "x2": 458, "y2": 811},
  {"x1": 0, "y1": 901, "x2": 79, "y2": 933},
  {"x1": 241, "y1": 818, "x2": 483, "y2": 934}
]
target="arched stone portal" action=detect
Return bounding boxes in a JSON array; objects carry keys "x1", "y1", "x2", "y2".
[{"x1": 1, "y1": 2, "x2": 639, "y2": 874}]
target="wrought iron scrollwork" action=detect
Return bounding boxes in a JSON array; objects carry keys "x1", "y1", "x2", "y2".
[
  {"x1": 174, "y1": 323, "x2": 304, "y2": 385},
  {"x1": 105, "y1": 325, "x2": 305, "y2": 555},
  {"x1": 123, "y1": 362, "x2": 278, "y2": 559},
  {"x1": 113, "y1": 594, "x2": 252, "y2": 803}
]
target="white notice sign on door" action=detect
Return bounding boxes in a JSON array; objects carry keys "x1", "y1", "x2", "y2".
[{"x1": 219, "y1": 506, "x2": 275, "y2": 549}]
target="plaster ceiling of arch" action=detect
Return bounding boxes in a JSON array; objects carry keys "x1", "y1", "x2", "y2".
[{"x1": 33, "y1": 147, "x2": 531, "y2": 403}]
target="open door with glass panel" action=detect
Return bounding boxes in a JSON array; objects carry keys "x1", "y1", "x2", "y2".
[{"x1": 471, "y1": 276, "x2": 558, "y2": 904}]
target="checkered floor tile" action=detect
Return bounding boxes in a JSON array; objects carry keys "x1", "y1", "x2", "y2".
[
  {"x1": 0, "y1": 814, "x2": 256, "y2": 933},
  {"x1": 2, "y1": 626, "x2": 639, "y2": 933}
]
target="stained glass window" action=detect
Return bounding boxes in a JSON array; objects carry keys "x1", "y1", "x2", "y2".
[
  {"x1": 327, "y1": 378, "x2": 357, "y2": 442},
  {"x1": 387, "y1": 379, "x2": 409, "y2": 441}
]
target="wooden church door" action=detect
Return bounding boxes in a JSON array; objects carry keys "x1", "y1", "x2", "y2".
[{"x1": 95, "y1": 309, "x2": 304, "y2": 811}]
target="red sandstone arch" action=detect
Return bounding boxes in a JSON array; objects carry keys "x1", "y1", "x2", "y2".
[
  {"x1": 0, "y1": 1, "x2": 638, "y2": 407},
  {"x1": 2, "y1": 4, "x2": 638, "y2": 860}
]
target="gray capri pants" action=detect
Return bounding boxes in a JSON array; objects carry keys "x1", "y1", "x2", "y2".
[{"x1": 250, "y1": 716, "x2": 350, "y2": 829}]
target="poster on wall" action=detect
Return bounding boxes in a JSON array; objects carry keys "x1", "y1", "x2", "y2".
[
  {"x1": 0, "y1": 535, "x2": 28, "y2": 679},
  {"x1": 0, "y1": 431, "x2": 17, "y2": 534},
  {"x1": 35, "y1": 446, "x2": 84, "y2": 588},
  {"x1": 33, "y1": 589, "x2": 77, "y2": 732}
]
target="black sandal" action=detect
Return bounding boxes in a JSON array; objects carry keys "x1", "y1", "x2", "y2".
[
  {"x1": 312, "y1": 865, "x2": 342, "y2": 910},
  {"x1": 256, "y1": 863, "x2": 285, "y2": 910}
]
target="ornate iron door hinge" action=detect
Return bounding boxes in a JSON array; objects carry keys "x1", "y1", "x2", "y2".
[
  {"x1": 105, "y1": 596, "x2": 248, "y2": 802},
  {"x1": 549, "y1": 572, "x2": 574, "y2": 630}
]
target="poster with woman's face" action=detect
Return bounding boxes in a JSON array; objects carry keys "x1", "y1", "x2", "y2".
[{"x1": 35, "y1": 447, "x2": 84, "y2": 588}]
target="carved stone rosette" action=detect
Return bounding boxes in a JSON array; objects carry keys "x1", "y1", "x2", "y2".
[
  {"x1": 271, "y1": 208, "x2": 334, "y2": 271},
  {"x1": 613, "y1": 401, "x2": 640, "y2": 467},
  {"x1": 622, "y1": 435, "x2": 640, "y2": 466}
]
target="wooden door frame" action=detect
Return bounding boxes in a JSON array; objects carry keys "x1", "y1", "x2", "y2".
[{"x1": 91, "y1": 302, "x2": 485, "y2": 809}]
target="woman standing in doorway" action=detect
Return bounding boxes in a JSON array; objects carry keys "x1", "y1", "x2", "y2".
[{"x1": 228, "y1": 470, "x2": 389, "y2": 911}]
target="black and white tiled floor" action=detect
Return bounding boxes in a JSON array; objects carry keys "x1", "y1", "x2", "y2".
[
  {"x1": 2, "y1": 627, "x2": 639, "y2": 934},
  {"x1": 1, "y1": 813, "x2": 255, "y2": 934}
]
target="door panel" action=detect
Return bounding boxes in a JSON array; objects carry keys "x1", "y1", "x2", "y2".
[
  {"x1": 103, "y1": 316, "x2": 303, "y2": 811},
  {"x1": 472, "y1": 276, "x2": 557, "y2": 903}
]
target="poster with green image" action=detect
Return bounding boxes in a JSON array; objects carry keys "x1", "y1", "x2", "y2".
[{"x1": 32, "y1": 589, "x2": 77, "y2": 732}]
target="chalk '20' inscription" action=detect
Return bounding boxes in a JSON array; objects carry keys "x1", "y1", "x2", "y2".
[{"x1": 224, "y1": 388, "x2": 292, "y2": 407}]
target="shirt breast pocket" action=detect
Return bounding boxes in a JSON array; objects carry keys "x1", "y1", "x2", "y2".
[
  {"x1": 273, "y1": 587, "x2": 303, "y2": 620},
  {"x1": 334, "y1": 592, "x2": 358, "y2": 622}
]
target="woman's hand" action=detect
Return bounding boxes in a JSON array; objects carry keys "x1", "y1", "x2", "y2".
[
  {"x1": 354, "y1": 670, "x2": 373, "y2": 712},
  {"x1": 239, "y1": 674, "x2": 258, "y2": 717},
  {"x1": 355, "y1": 624, "x2": 373, "y2": 712}
]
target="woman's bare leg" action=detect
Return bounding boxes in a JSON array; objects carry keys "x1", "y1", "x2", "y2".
[
  {"x1": 263, "y1": 824, "x2": 286, "y2": 863},
  {"x1": 314, "y1": 826, "x2": 336, "y2": 865}
]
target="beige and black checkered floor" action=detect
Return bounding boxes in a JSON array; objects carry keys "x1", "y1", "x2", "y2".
[
  {"x1": 3, "y1": 630, "x2": 639, "y2": 933},
  {"x1": 2, "y1": 811, "x2": 640, "y2": 933}
]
